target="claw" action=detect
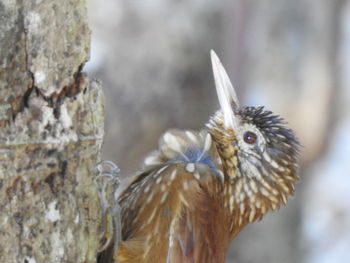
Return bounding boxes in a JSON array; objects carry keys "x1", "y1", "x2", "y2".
[
  {"x1": 96, "y1": 160, "x2": 120, "y2": 182},
  {"x1": 96, "y1": 160, "x2": 120, "y2": 173},
  {"x1": 98, "y1": 212, "x2": 115, "y2": 252},
  {"x1": 95, "y1": 160, "x2": 121, "y2": 253}
]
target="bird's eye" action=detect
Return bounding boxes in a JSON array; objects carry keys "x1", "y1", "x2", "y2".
[{"x1": 243, "y1": 131, "x2": 257, "y2": 144}]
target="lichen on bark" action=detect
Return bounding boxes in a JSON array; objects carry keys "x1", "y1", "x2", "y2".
[{"x1": 0, "y1": 1, "x2": 104, "y2": 262}]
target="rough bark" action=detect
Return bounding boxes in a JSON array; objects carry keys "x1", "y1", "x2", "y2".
[{"x1": 0, "y1": 1, "x2": 104, "y2": 263}]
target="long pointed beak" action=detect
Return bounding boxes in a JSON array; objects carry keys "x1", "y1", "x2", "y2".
[{"x1": 210, "y1": 50, "x2": 239, "y2": 130}]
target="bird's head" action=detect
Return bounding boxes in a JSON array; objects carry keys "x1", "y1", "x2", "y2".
[{"x1": 207, "y1": 50, "x2": 300, "y2": 222}]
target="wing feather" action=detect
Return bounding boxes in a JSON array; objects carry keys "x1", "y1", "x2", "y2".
[
  {"x1": 117, "y1": 130, "x2": 229, "y2": 263},
  {"x1": 117, "y1": 162, "x2": 229, "y2": 263}
]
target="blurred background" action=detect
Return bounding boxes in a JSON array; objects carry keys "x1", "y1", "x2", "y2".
[{"x1": 86, "y1": 0, "x2": 350, "y2": 262}]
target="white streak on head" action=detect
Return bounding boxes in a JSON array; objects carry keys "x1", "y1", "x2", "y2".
[
  {"x1": 263, "y1": 152, "x2": 272, "y2": 163},
  {"x1": 280, "y1": 183, "x2": 290, "y2": 193}
]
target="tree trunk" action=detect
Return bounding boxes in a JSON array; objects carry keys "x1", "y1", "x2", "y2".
[{"x1": 0, "y1": 1, "x2": 104, "y2": 262}]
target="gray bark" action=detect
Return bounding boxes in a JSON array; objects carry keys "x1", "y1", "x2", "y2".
[{"x1": 0, "y1": 1, "x2": 104, "y2": 262}]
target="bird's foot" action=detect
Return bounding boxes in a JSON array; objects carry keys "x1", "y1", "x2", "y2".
[{"x1": 95, "y1": 160, "x2": 121, "y2": 253}]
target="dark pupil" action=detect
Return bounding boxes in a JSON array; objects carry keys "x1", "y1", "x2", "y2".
[{"x1": 243, "y1": 131, "x2": 257, "y2": 144}]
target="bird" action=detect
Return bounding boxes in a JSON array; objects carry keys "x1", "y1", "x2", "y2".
[{"x1": 100, "y1": 50, "x2": 300, "y2": 263}]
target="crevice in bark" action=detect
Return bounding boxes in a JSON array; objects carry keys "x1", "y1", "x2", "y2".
[
  {"x1": 17, "y1": 10, "x2": 86, "y2": 121},
  {"x1": 17, "y1": 62, "x2": 86, "y2": 122},
  {"x1": 52, "y1": 65, "x2": 85, "y2": 118},
  {"x1": 21, "y1": 86, "x2": 35, "y2": 110}
]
